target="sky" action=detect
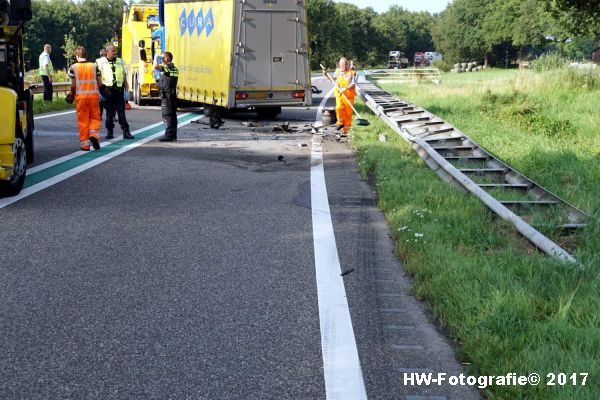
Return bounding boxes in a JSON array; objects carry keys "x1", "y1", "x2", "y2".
[{"x1": 335, "y1": 0, "x2": 450, "y2": 14}]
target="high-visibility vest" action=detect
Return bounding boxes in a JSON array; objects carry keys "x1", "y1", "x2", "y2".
[
  {"x1": 335, "y1": 68, "x2": 357, "y2": 97},
  {"x1": 39, "y1": 52, "x2": 54, "y2": 76},
  {"x1": 158, "y1": 63, "x2": 179, "y2": 91},
  {"x1": 99, "y1": 57, "x2": 126, "y2": 87},
  {"x1": 72, "y1": 62, "x2": 99, "y2": 99}
]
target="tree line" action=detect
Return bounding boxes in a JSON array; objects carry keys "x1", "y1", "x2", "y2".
[
  {"x1": 23, "y1": 0, "x2": 600, "y2": 72},
  {"x1": 25, "y1": 0, "x2": 123, "y2": 71},
  {"x1": 311, "y1": 0, "x2": 599, "y2": 69}
]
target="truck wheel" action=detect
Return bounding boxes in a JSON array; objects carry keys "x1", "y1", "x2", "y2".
[
  {"x1": 256, "y1": 106, "x2": 281, "y2": 120},
  {"x1": 25, "y1": 91, "x2": 35, "y2": 164},
  {"x1": 0, "y1": 122, "x2": 27, "y2": 197}
]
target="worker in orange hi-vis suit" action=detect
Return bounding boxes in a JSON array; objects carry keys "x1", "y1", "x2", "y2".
[
  {"x1": 331, "y1": 57, "x2": 357, "y2": 135},
  {"x1": 68, "y1": 46, "x2": 102, "y2": 151}
]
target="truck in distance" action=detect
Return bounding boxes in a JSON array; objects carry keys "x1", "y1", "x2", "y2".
[
  {"x1": 388, "y1": 51, "x2": 408, "y2": 69},
  {"x1": 424, "y1": 52, "x2": 443, "y2": 66}
]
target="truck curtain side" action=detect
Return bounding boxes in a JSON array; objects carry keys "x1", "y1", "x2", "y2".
[
  {"x1": 121, "y1": 4, "x2": 161, "y2": 105},
  {"x1": 160, "y1": 0, "x2": 311, "y2": 116}
]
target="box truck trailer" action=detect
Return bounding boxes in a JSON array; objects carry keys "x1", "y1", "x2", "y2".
[{"x1": 153, "y1": 0, "x2": 311, "y2": 119}]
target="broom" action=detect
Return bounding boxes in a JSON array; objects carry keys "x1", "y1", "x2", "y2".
[{"x1": 320, "y1": 63, "x2": 370, "y2": 126}]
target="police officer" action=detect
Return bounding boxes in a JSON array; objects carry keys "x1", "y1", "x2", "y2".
[
  {"x1": 98, "y1": 45, "x2": 134, "y2": 140},
  {"x1": 153, "y1": 51, "x2": 179, "y2": 142}
]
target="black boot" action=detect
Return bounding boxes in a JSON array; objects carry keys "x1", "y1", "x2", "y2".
[
  {"x1": 106, "y1": 130, "x2": 114, "y2": 140},
  {"x1": 158, "y1": 135, "x2": 176, "y2": 142},
  {"x1": 123, "y1": 129, "x2": 134, "y2": 140}
]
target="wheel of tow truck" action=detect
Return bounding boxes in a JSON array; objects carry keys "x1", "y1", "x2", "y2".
[
  {"x1": 137, "y1": 83, "x2": 147, "y2": 106},
  {"x1": 25, "y1": 90, "x2": 35, "y2": 164},
  {"x1": 256, "y1": 106, "x2": 281, "y2": 120},
  {"x1": 0, "y1": 121, "x2": 27, "y2": 197}
]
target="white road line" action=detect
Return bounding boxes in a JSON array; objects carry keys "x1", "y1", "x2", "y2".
[
  {"x1": 27, "y1": 119, "x2": 168, "y2": 174},
  {"x1": 33, "y1": 110, "x2": 76, "y2": 120},
  {"x1": 0, "y1": 115, "x2": 203, "y2": 209},
  {"x1": 311, "y1": 88, "x2": 368, "y2": 399}
]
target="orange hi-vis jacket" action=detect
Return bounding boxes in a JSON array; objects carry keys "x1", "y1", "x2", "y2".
[
  {"x1": 73, "y1": 62, "x2": 100, "y2": 100},
  {"x1": 334, "y1": 68, "x2": 357, "y2": 133},
  {"x1": 71, "y1": 62, "x2": 101, "y2": 150}
]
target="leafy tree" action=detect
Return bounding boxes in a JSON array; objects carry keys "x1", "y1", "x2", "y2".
[
  {"x1": 62, "y1": 27, "x2": 78, "y2": 68},
  {"x1": 432, "y1": 0, "x2": 495, "y2": 66},
  {"x1": 25, "y1": 0, "x2": 123, "y2": 70},
  {"x1": 333, "y1": 3, "x2": 379, "y2": 67},
  {"x1": 550, "y1": 0, "x2": 600, "y2": 36},
  {"x1": 307, "y1": 0, "x2": 341, "y2": 69},
  {"x1": 373, "y1": 6, "x2": 435, "y2": 66}
]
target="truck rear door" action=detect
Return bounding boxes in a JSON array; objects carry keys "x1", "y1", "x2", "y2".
[{"x1": 238, "y1": 8, "x2": 306, "y2": 90}]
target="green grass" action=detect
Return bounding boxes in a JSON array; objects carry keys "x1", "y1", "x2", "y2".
[
  {"x1": 32, "y1": 93, "x2": 75, "y2": 115},
  {"x1": 350, "y1": 68, "x2": 600, "y2": 399}
]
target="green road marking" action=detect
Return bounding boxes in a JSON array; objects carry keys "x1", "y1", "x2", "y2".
[{"x1": 24, "y1": 113, "x2": 200, "y2": 189}]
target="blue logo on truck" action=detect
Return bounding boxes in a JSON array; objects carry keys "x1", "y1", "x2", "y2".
[
  {"x1": 179, "y1": 9, "x2": 187, "y2": 36},
  {"x1": 187, "y1": 9, "x2": 196, "y2": 35},
  {"x1": 179, "y1": 8, "x2": 214, "y2": 37},
  {"x1": 204, "y1": 8, "x2": 214, "y2": 37},
  {"x1": 196, "y1": 9, "x2": 204, "y2": 36}
]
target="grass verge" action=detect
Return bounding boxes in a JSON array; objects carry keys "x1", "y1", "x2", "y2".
[
  {"x1": 33, "y1": 93, "x2": 74, "y2": 115},
  {"x1": 350, "y1": 68, "x2": 600, "y2": 399}
]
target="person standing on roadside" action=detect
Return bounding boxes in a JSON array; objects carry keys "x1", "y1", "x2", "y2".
[
  {"x1": 97, "y1": 44, "x2": 133, "y2": 140},
  {"x1": 68, "y1": 46, "x2": 102, "y2": 151},
  {"x1": 153, "y1": 51, "x2": 179, "y2": 142},
  {"x1": 38, "y1": 44, "x2": 54, "y2": 102}
]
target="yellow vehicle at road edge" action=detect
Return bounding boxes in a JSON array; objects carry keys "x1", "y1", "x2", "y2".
[{"x1": 0, "y1": 0, "x2": 34, "y2": 197}]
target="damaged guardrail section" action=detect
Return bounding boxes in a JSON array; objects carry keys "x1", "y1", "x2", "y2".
[{"x1": 357, "y1": 80, "x2": 587, "y2": 263}]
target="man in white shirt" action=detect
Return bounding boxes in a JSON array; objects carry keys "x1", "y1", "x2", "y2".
[{"x1": 38, "y1": 44, "x2": 54, "y2": 102}]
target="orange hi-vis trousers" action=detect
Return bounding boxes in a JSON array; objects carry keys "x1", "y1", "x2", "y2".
[
  {"x1": 76, "y1": 97, "x2": 101, "y2": 150},
  {"x1": 335, "y1": 68, "x2": 357, "y2": 134},
  {"x1": 72, "y1": 62, "x2": 101, "y2": 150}
]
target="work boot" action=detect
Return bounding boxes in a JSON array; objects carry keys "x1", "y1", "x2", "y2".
[
  {"x1": 158, "y1": 135, "x2": 176, "y2": 142},
  {"x1": 90, "y1": 137, "x2": 100, "y2": 150},
  {"x1": 106, "y1": 130, "x2": 114, "y2": 140},
  {"x1": 123, "y1": 129, "x2": 134, "y2": 140}
]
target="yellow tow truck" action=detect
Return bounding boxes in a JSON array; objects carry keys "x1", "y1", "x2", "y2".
[
  {"x1": 121, "y1": 4, "x2": 160, "y2": 106},
  {"x1": 0, "y1": 0, "x2": 33, "y2": 197}
]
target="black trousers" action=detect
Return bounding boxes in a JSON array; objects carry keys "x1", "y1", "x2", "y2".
[
  {"x1": 41, "y1": 75, "x2": 53, "y2": 102},
  {"x1": 103, "y1": 87, "x2": 130, "y2": 133},
  {"x1": 161, "y1": 90, "x2": 177, "y2": 138}
]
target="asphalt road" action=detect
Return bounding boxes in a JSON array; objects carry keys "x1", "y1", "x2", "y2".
[{"x1": 0, "y1": 79, "x2": 481, "y2": 399}]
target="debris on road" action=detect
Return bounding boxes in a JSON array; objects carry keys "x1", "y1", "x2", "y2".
[{"x1": 242, "y1": 121, "x2": 262, "y2": 127}]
